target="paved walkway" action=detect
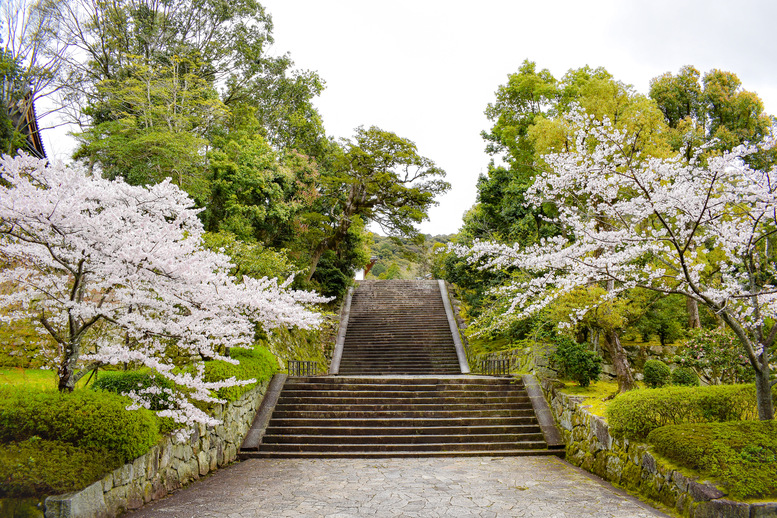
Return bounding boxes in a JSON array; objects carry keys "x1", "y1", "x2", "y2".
[{"x1": 126, "y1": 456, "x2": 669, "y2": 518}]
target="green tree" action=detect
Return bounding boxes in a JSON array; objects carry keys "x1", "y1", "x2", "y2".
[
  {"x1": 202, "y1": 111, "x2": 319, "y2": 248},
  {"x1": 306, "y1": 126, "x2": 449, "y2": 280},
  {"x1": 74, "y1": 54, "x2": 228, "y2": 196}
]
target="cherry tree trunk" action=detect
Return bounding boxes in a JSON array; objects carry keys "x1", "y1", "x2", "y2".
[
  {"x1": 755, "y1": 358, "x2": 775, "y2": 420},
  {"x1": 602, "y1": 331, "x2": 636, "y2": 392},
  {"x1": 686, "y1": 297, "x2": 701, "y2": 329},
  {"x1": 57, "y1": 340, "x2": 80, "y2": 392}
]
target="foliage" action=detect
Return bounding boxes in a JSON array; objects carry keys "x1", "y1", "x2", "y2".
[
  {"x1": 551, "y1": 337, "x2": 601, "y2": 387},
  {"x1": 647, "y1": 421, "x2": 777, "y2": 499},
  {"x1": 0, "y1": 386, "x2": 159, "y2": 462},
  {"x1": 649, "y1": 66, "x2": 774, "y2": 164},
  {"x1": 606, "y1": 384, "x2": 765, "y2": 440},
  {"x1": 455, "y1": 106, "x2": 777, "y2": 418},
  {"x1": 643, "y1": 360, "x2": 671, "y2": 388},
  {"x1": 202, "y1": 231, "x2": 295, "y2": 281},
  {"x1": 0, "y1": 438, "x2": 123, "y2": 498},
  {"x1": 203, "y1": 346, "x2": 278, "y2": 402},
  {"x1": 670, "y1": 367, "x2": 700, "y2": 387},
  {"x1": 202, "y1": 124, "x2": 320, "y2": 247},
  {"x1": 92, "y1": 370, "x2": 175, "y2": 411},
  {"x1": 0, "y1": 154, "x2": 327, "y2": 430},
  {"x1": 632, "y1": 294, "x2": 686, "y2": 345},
  {"x1": 677, "y1": 328, "x2": 753, "y2": 385},
  {"x1": 306, "y1": 126, "x2": 449, "y2": 280},
  {"x1": 74, "y1": 54, "x2": 227, "y2": 196}
]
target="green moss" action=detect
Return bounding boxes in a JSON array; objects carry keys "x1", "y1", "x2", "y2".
[
  {"x1": 204, "y1": 346, "x2": 278, "y2": 402},
  {"x1": 607, "y1": 384, "x2": 767, "y2": 440},
  {"x1": 559, "y1": 380, "x2": 620, "y2": 417},
  {"x1": 647, "y1": 421, "x2": 777, "y2": 500},
  {"x1": 0, "y1": 438, "x2": 123, "y2": 497},
  {"x1": 0, "y1": 386, "x2": 159, "y2": 463}
]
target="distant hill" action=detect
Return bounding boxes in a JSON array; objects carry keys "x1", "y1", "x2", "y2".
[{"x1": 365, "y1": 233, "x2": 453, "y2": 280}]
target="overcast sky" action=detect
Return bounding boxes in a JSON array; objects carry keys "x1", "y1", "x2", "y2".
[{"x1": 43, "y1": 0, "x2": 777, "y2": 237}]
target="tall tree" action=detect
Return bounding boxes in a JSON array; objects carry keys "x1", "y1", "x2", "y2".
[
  {"x1": 306, "y1": 126, "x2": 450, "y2": 280},
  {"x1": 457, "y1": 108, "x2": 777, "y2": 416},
  {"x1": 0, "y1": 154, "x2": 327, "y2": 428}
]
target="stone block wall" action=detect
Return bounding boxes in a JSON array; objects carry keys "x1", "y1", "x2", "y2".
[
  {"x1": 45, "y1": 380, "x2": 270, "y2": 518},
  {"x1": 541, "y1": 380, "x2": 777, "y2": 518}
]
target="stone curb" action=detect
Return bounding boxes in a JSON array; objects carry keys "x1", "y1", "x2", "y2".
[{"x1": 329, "y1": 286, "x2": 353, "y2": 375}]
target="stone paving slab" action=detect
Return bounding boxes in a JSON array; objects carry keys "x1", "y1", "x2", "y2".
[{"x1": 126, "y1": 456, "x2": 670, "y2": 518}]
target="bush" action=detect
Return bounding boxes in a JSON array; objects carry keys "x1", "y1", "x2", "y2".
[
  {"x1": 671, "y1": 366, "x2": 699, "y2": 386},
  {"x1": 643, "y1": 359, "x2": 671, "y2": 388},
  {"x1": 0, "y1": 438, "x2": 122, "y2": 497},
  {"x1": 92, "y1": 370, "x2": 176, "y2": 410},
  {"x1": 677, "y1": 328, "x2": 753, "y2": 384},
  {"x1": 647, "y1": 421, "x2": 777, "y2": 499},
  {"x1": 0, "y1": 386, "x2": 159, "y2": 462},
  {"x1": 552, "y1": 337, "x2": 602, "y2": 387},
  {"x1": 607, "y1": 384, "x2": 767, "y2": 440},
  {"x1": 204, "y1": 346, "x2": 278, "y2": 401}
]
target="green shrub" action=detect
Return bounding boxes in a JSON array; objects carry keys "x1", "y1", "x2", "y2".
[
  {"x1": 607, "y1": 384, "x2": 765, "y2": 440},
  {"x1": 0, "y1": 386, "x2": 159, "y2": 462},
  {"x1": 0, "y1": 438, "x2": 122, "y2": 497},
  {"x1": 552, "y1": 337, "x2": 602, "y2": 387},
  {"x1": 647, "y1": 421, "x2": 777, "y2": 499},
  {"x1": 677, "y1": 328, "x2": 753, "y2": 384},
  {"x1": 92, "y1": 370, "x2": 176, "y2": 410},
  {"x1": 643, "y1": 359, "x2": 671, "y2": 388},
  {"x1": 204, "y1": 346, "x2": 278, "y2": 401},
  {"x1": 671, "y1": 366, "x2": 699, "y2": 386}
]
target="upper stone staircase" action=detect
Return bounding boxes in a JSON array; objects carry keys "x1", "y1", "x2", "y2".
[
  {"x1": 239, "y1": 280, "x2": 564, "y2": 459},
  {"x1": 338, "y1": 280, "x2": 461, "y2": 375}
]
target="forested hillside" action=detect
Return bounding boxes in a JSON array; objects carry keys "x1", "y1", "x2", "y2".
[{"x1": 365, "y1": 234, "x2": 453, "y2": 280}]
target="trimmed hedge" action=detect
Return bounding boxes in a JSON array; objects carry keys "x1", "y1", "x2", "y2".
[
  {"x1": 204, "y1": 346, "x2": 278, "y2": 402},
  {"x1": 607, "y1": 384, "x2": 764, "y2": 440},
  {"x1": 0, "y1": 386, "x2": 159, "y2": 462},
  {"x1": 671, "y1": 366, "x2": 699, "y2": 386},
  {"x1": 647, "y1": 421, "x2": 777, "y2": 499},
  {"x1": 0, "y1": 438, "x2": 123, "y2": 497},
  {"x1": 643, "y1": 359, "x2": 670, "y2": 388},
  {"x1": 92, "y1": 369, "x2": 176, "y2": 410}
]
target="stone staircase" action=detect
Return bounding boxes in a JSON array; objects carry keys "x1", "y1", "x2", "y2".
[
  {"x1": 239, "y1": 280, "x2": 564, "y2": 459},
  {"x1": 338, "y1": 280, "x2": 461, "y2": 375}
]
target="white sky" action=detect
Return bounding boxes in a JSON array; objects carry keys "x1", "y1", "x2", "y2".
[{"x1": 43, "y1": 0, "x2": 777, "y2": 236}]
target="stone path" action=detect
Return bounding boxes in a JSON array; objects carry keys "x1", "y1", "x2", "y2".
[{"x1": 126, "y1": 456, "x2": 669, "y2": 517}]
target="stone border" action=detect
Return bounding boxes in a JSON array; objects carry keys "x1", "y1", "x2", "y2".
[
  {"x1": 438, "y1": 279, "x2": 470, "y2": 374},
  {"x1": 329, "y1": 286, "x2": 354, "y2": 375},
  {"x1": 44, "y1": 380, "x2": 270, "y2": 518},
  {"x1": 522, "y1": 374, "x2": 564, "y2": 451},
  {"x1": 541, "y1": 379, "x2": 777, "y2": 518},
  {"x1": 239, "y1": 373, "x2": 288, "y2": 454}
]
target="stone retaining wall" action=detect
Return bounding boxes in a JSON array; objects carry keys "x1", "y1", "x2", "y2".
[
  {"x1": 45, "y1": 380, "x2": 270, "y2": 518},
  {"x1": 541, "y1": 380, "x2": 777, "y2": 518}
]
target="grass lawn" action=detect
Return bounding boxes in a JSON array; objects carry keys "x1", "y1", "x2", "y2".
[
  {"x1": 557, "y1": 379, "x2": 630, "y2": 417},
  {"x1": 0, "y1": 368, "x2": 93, "y2": 390}
]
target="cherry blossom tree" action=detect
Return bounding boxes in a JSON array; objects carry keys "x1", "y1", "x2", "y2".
[
  {"x1": 456, "y1": 109, "x2": 777, "y2": 419},
  {"x1": 0, "y1": 154, "x2": 329, "y2": 429}
]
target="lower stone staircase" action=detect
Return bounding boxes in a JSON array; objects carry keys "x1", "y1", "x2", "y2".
[
  {"x1": 240, "y1": 375, "x2": 563, "y2": 458},
  {"x1": 239, "y1": 280, "x2": 564, "y2": 459}
]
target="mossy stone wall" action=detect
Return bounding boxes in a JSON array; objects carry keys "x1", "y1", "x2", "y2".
[
  {"x1": 44, "y1": 380, "x2": 270, "y2": 518},
  {"x1": 542, "y1": 380, "x2": 777, "y2": 518}
]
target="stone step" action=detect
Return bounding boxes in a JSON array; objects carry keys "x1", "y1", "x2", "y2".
[
  {"x1": 257, "y1": 441, "x2": 549, "y2": 453},
  {"x1": 267, "y1": 416, "x2": 538, "y2": 428},
  {"x1": 263, "y1": 424, "x2": 542, "y2": 436},
  {"x1": 273, "y1": 402, "x2": 534, "y2": 412},
  {"x1": 260, "y1": 432, "x2": 546, "y2": 444},
  {"x1": 270, "y1": 408, "x2": 537, "y2": 419},
  {"x1": 240, "y1": 449, "x2": 562, "y2": 459}
]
